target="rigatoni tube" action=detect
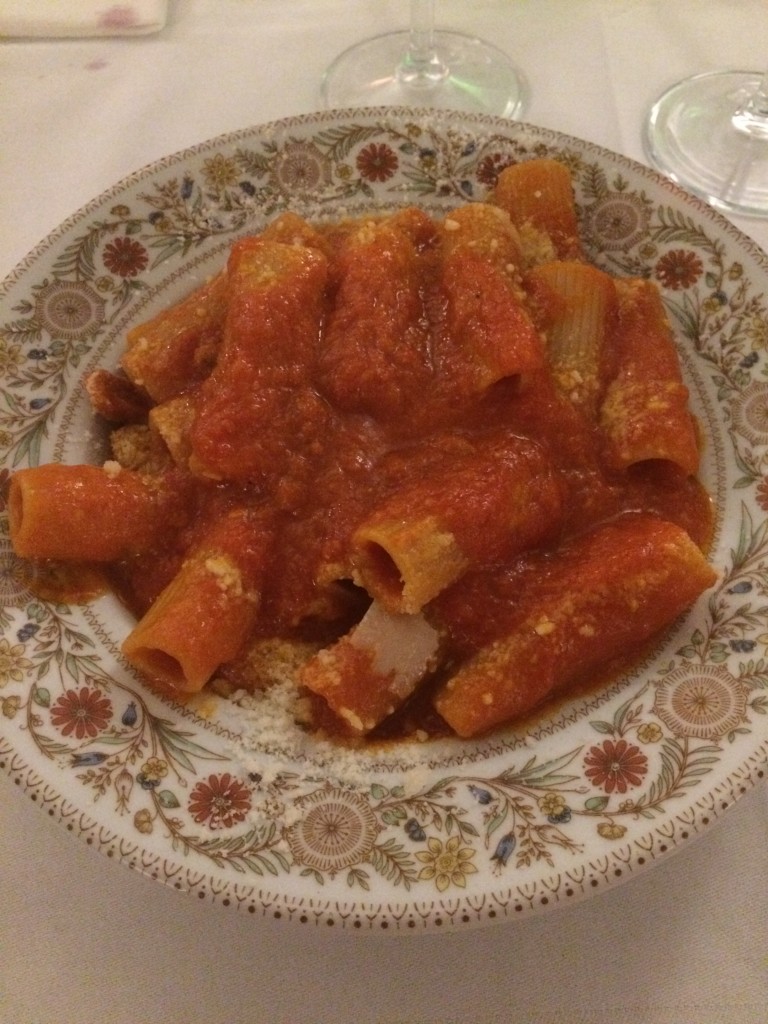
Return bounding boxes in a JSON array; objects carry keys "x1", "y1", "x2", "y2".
[
  {"x1": 352, "y1": 434, "x2": 563, "y2": 614},
  {"x1": 525, "y1": 261, "x2": 618, "y2": 417},
  {"x1": 122, "y1": 509, "x2": 273, "y2": 695},
  {"x1": 492, "y1": 159, "x2": 584, "y2": 262},
  {"x1": 600, "y1": 278, "x2": 700, "y2": 475},
  {"x1": 440, "y1": 203, "x2": 545, "y2": 390},
  {"x1": 433, "y1": 515, "x2": 717, "y2": 737},
  {"x1": 8, "y1": 463, "x2": 187, "y2": 562}
]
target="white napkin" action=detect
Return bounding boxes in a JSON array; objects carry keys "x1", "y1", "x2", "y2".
[{"x1": 0, "y1": 0, "x2": 168, "y2": 37}]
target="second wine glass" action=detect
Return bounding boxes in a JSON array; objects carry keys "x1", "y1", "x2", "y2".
[
  {"x1": 644, "y1": 68, "x2": 768, "y2": 218},
  {"x1": 321, "y1": 0, "x2": 527, "y2": 118}
]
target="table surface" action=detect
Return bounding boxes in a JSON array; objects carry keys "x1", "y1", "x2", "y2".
[{"x1": 2, "y1": 2, "x2": 768, "y2": 1022}]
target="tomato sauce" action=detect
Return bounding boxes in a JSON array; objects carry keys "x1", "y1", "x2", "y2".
[{"x1": 36, "y1": 208, "x2": 714, "y2": 741}]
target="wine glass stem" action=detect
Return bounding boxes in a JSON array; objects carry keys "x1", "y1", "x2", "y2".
[
  {"x1": 397, "y1": 0, "x2": 450, "y2": 89},
  {"x1": 732, "y1": 69, "x2": 768, "y2": 139}
]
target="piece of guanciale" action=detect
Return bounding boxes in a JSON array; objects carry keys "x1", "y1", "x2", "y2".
[{"x1": 299, "y1": 602, "x2": 441, "y2": 736}]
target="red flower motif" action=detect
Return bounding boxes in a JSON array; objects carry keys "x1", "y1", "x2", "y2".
[
  {"x1": 356, "y1": 143, "x2": 399, "y2": 182},
  {"x1": 583, "y1": 739, "x2": 648, "y2": 794},
  {"x1": 103, "y1": 236, "x2": 149, "y2": 278},
  {"x1": 476, "y1": 153, "x2": 516, "y2": 187},
  {"x1": 50, "y1": 686, "x2": 113, "y2": 740},
  {"x1": 654, "y1": 249, "x2": 704, "y2": 290},
  {"x1": 188, "y1": 773, "x2": 252, "y2": 830},
  {"x1": 757, "y1": 477, "x2": 768, "y2": 513}
]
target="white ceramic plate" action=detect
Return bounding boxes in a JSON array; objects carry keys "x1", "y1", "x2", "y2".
[{"x1": 1, "y1": 109, "x2": 767, "y2": 933}]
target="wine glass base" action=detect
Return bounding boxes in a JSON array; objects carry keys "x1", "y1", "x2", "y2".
[
  {"x1": 321, "y1": 30, "x2": 527, "y2": 119},
  {"x1": 645, "y1": 70, "x2": 768, "y2": 219}
]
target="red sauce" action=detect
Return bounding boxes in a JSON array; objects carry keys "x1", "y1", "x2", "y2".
[{"x1": 39, "y1": 210, "x2": 714, "y2": 740}]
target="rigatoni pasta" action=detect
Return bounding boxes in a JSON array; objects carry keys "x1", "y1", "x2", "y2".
[
  {"x1": 189, "y1": 237, "x2": 329, "y2": 482},
  {"x1": 490, "y1": 158, "x2": 583, "y2": 262},
  {"x1": 8, "y1": 463, "x2": 189, "y2": 561},
  {"x1": 599, "y1": 278, "x2": 700, "y2": 474},
  {"x1": 316, "y1": 209, "x2": 434, "y2": 420},
  {"x1": 7, "y1": 159, "x2": 716, "y2": 741},
  {"x1": 121, "y1": 269, "x2": 228, "y2": 402},
  {"x1": 525, "y1": 261, "x2": 618, "y2": 415},
  {"x1": 439, "y1": 204, "x2": 545, "y2": 392},
  {"x1": 352, "y1": 434, "x2": 563, "y2": 615},
  {"x1": 433, "y1": 515, "x2": 717, "y2": 737},
  {"x1": 122, "y1": 508, "x2": 273, "y2": 694}
]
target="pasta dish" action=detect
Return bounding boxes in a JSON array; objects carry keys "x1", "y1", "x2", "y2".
[{"x1": 7, "y1": 159, "x2": 716, "y2": 741}]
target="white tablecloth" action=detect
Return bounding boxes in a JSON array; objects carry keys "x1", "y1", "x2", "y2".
[{"x1": 2, "y1": 2, "x2": 768, "y2": 1021}]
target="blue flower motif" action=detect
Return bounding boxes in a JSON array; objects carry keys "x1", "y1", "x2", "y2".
[
  {"x1": 27, "y1": 349, "x2": 48, "y2": 361},
  {"x1": 405, "y1": 817, "x2": 426, "y2": 842},
  {"x1": 180, "y1": 175, "x2": 194, "y2": 199},
  {"x1": 16, "y1": 622, "x2": 40, "y2": 642},
  {"x1": 121, "y1": 701, "x2": 138, "y2": 727},
  {"x1": 29, "y1": 398, "x2": 50, "y2": 410},
  {"x1": 727, "y1": 580, "x2": 753, "y2": 594},
  {"x1": 239, "y1": 180, "x2": 256, "y2": 197},
  {"x1": 548, "y1": 808, "x2": 572, "y2": 825},
  {"x1": 71, "y1": 752, "x2": 108, "y2": 767},
  {"x1": 490, "y1": 832, "x2": 516, "y2": 869},
  {"x1": 730, "y1": 638, "x2": 756, "y2": 653},
  {"x1": 469, "y1": 784, "x2": 493, "y2": 805},
  {"x1": 137, "y1": 772, "x2": 160, "y2": 790}
]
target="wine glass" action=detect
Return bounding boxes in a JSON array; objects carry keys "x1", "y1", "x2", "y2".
[
  {"x1": 321, "y1": 0, "x2": 527, "y2": 118},
  {"x1": 644, "y1": 69, "x2": 768, "y2": 218}
]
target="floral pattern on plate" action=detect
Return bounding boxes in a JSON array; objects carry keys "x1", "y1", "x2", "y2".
[{"x1": 1, "y1": 109, "x2": 768, "y2": 932}]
